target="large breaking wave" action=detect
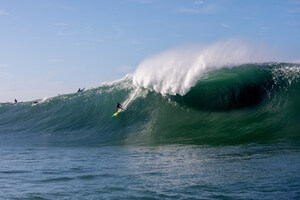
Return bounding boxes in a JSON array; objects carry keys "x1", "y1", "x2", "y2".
[
  {"x1": 1, "y1": 63, "x2": 299, "y2": 146},
  {"x1": 0, "y1": 41, "x2": 299, "y2": 147}
]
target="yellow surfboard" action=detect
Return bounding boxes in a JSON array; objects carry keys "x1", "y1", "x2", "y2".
[{"x1": 112, "y1": 109, "x2": 122, "y2": 117}]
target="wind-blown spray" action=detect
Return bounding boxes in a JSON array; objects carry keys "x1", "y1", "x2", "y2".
[{"x1": 133, "y1": 39, "x2": 278, "y2": 95}]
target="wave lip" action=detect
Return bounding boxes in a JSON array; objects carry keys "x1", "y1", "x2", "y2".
[{"x1": 133, "y1": 39, "x2": 278, "y2": 96}]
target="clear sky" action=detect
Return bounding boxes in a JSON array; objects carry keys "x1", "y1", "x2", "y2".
[{"x1": 0, "y1": 0, "x2": 299, "y2": 102}]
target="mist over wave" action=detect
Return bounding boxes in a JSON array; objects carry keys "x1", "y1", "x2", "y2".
[{"x1": 133, "y1": 39, "x2": 279, "y2": 95}]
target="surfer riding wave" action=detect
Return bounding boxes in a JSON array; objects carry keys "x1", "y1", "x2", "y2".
[{"x1": 116, "y1": 103, "x2": 123, "y2": 111}]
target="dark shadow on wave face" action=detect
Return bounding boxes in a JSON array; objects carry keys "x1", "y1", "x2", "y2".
[
  {"x1": 183, "y1": 83, "x2": 272, "y2": 111},
  {"x1": 173, "y1": 67, "x2": 275, "y2": 111}
]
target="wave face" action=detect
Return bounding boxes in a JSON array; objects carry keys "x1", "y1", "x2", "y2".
[{"x1": 0, "y1": 63, "x2": 300, "y2": 146}]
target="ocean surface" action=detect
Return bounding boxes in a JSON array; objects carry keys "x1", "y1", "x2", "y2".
[{"x1": 1, "y1": 62, "x2": 300, "y2": 199}]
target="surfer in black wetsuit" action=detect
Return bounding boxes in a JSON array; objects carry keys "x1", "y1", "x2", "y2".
[
  {"x1": 77, "y1": 88, "x2": 85, "y2": 93},
  {"x1": 116, "y1": 103, "x2": 123, "y2": 111},
  {"x1": 14, "y1": 99, "x2": 17, "y2": 103}
]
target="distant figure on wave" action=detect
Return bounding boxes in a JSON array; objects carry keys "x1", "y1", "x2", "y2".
[
  {"x1": 14, "y1": 99, "x2": 17, "y2": 103},
  {"x1": 77, "y1": 88, "x2": 85, "y2": 93},
  {"x1": 116, "y1": 103, "x2": 123, "y2": 111}
]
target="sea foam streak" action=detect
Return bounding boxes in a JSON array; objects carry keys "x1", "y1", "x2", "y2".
[{"x1": 133, "y1": 39, "x2": 277, "y2": 96}]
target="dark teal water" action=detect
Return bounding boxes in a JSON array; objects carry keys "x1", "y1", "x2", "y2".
[{"x1": 0, "y1": 63, "x2": 299, "y2": 199}]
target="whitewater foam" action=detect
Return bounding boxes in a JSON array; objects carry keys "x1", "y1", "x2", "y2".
[
  {"x1": 123, "y1": 88, "x2": 141, "y2": 109},
  {"x1": 133, "y1": 39, "x2": 278, "y2": 96}
]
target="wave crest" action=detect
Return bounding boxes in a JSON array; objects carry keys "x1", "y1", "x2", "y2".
[{"x1": 133, "y1": 39, "x2": 278, "y2": 95}]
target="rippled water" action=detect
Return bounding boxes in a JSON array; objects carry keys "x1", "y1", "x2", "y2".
[{"x1": 1, "y1": 144, "x2": 299, "y2": 199}]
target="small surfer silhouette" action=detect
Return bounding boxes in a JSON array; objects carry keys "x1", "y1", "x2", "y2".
[
  {"x1": 116, "y1": 103, "x2": 123, "y2": 111},
  {"x1": 77, "y1": 88, "x2": 85, "y2": 93}
]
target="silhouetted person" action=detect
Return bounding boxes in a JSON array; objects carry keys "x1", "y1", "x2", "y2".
[
  {"x1": 77, "y1": 88, "x2": 85, "y2": 92},
  {"x1": 116, "y1": 103, "x2": 123, "y2": 111}
]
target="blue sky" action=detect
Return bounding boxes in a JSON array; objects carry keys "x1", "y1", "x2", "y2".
[{"x1": 0, "y1": 0, "x2": 299, "y2": 102}]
